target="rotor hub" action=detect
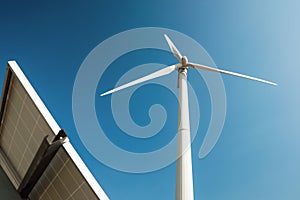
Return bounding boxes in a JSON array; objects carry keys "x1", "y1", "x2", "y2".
[{"x1": 181, "y1": 56, "x2": 188, "y2": 66}]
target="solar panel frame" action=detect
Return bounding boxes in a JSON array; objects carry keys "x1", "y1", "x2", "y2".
[{"x1": 0, "y1": 61, "x2": 109, "y2": 200}]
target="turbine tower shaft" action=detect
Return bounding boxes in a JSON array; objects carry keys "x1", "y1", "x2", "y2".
[{"x1": 176, "y1": 68, "x2": 194, "y2": 200}]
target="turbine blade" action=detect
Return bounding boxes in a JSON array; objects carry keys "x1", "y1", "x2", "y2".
[
  {"x1": 188, "y1": 63, "x2": 277, "y2": 86},
  {"x1": 100, "y1": 64, "x2": 180, "y2": 96},
  {"x1": 164, "y1": 34, "x2": 182, "y2": 61}
]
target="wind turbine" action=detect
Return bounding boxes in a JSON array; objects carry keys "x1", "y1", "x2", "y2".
[{"x1": 100, "y1": 34, "x2": 277, "y2": 200}]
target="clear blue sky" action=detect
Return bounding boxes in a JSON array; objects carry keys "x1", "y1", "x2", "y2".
[{"x1": 0, "y1": 0, "x2": 299, "y2": 199}]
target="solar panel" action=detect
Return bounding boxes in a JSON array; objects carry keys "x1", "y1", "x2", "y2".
[{"x1": 0, "y1": 61, "x2": 109, "y2": 200}]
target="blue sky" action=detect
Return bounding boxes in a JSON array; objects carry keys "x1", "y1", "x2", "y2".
[{"x1": 0, "y1": 0, "x2": 299, "y2": 199}]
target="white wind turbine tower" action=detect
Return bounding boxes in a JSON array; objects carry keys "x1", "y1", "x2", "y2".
[{"x1": 100, "y1": 34, "x2": 277, "y2": 200}]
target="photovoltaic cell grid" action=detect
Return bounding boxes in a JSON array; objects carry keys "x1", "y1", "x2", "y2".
[
  {"x1": 0, "y1": 61, "x2": 108, "y2": 200},
  {"x1": 0, "y1": 75, "x2": 54, "y2": 181},
  {"x1": 29, "y1": 148, "x2": 99, "y2": 200}
]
